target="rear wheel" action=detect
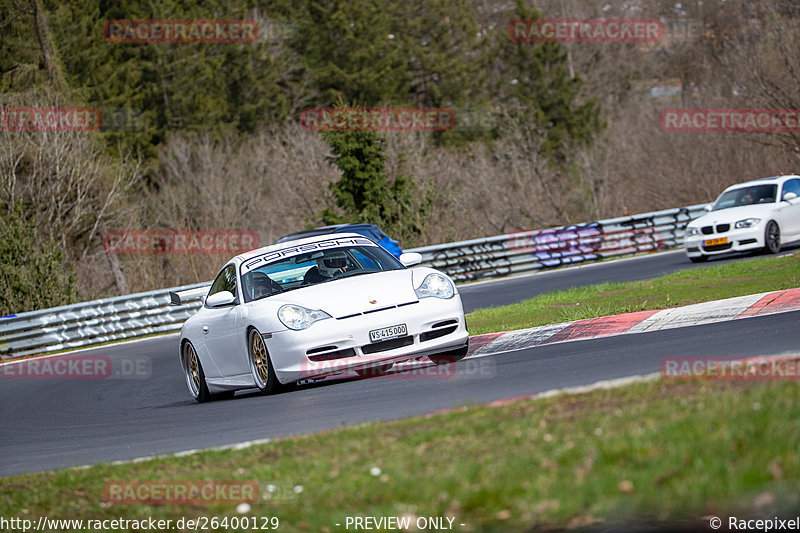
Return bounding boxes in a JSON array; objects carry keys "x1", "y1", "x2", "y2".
[
  {"x1": 355, "y1": 363, "x2": 393, "y2": 377},
  {"x1": 248, "y1": 328, "x2": 280, "y2": 395},
  {"x1": 764, "y1": 221, "x2": 781, "y2": 254}
]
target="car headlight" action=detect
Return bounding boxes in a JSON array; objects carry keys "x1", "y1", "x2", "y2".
[
  {"x1": 415, "y1": 273, "x2": 455, "y2": 299},
  {"x1": 735, "y1": 218, "x2": 761, "y2": 229},
  {"x1": 278, "y1": 305, "x2": 331, "y2": 330},
  {"x1": 685, "y1": 227, "x2": 699, "y2": 236}
]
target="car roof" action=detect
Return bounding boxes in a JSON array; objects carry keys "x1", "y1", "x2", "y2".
[
  {"x1": 234, "y1": 232, "x2": 367, "y2": 264},
  {"x1": 276, "y1": 224, "x2": 381, "y2": 241},
  {"x1": 725, "y1": 175, "x2": 800, "y2": 191}
]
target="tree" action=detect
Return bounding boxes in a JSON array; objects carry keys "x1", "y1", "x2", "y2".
[
  {"x1": 1, "y1": 0, "x2": 292, "y2": 162},
  {"x1": 0, "y1": 200, "x2": 77, "y2": 316},
  {"x1": 484, "y1": 0, "x2": 604, "y2": 162},
  {"x1": 319, "y1": 117, "x2": 428, "y2": 245},
  {"x1": 273, "y1": 0, "x2": 481, "y2": 108}
]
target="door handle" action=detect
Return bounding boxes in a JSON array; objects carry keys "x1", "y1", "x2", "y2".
[{"x1": 202, "y1": 326, "x2": 209, "y2": 334}]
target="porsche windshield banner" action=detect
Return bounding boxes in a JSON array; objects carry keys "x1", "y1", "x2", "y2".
[{"x1": 241, "y1": 237, "x2": 376, "y2": 274}]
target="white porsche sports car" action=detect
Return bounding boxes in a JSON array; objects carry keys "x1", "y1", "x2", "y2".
[
  {"x1": 172, "y1": 234, "x2": 469, "y2": 401},
  {"x1": 684, "y1": 175, "x2": 800, "y2": 262}
]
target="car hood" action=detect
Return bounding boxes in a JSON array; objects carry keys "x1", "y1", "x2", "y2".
[
  {"x1": 269, "y1": 269, "x2": 419, "y2": 318},
  {"x1": 690, "y1": 204, "x2": 774, "y2": 226}
]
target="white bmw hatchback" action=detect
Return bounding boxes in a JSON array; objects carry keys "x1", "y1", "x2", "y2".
[
  {"x1": 685, "y1": 175, "x2": 800, "y2": 262},
  {"x1": 173, "y1": 234, "x2": 469, "y2": 401}
]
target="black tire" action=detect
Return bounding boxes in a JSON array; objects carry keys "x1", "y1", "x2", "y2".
[
  {"x1": 429, "y1": 343, "x2": 469, "y2": 365},
  {"x1": 248, "y1": 328, "x2": 281, "y2": 395},
  {"x1": 689, "y1": 255, "x2": 708, "y2": 263},
  {"x1": 182, "y1": 341, "x2": 221, "y2": 402},
  {"x1": 764, "y1": 221, "x2": 781, "y2": 254},
  {"x1": 355, "y1": 363, "x2": 393, "y2": 377}
]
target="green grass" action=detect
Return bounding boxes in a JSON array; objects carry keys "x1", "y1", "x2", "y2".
[
  {"x1": 2, "y1": 377, "x2": 799, "y2": 532},
  {"x1": 466, "y1": 252, "x2": 800, "y2": 334}
]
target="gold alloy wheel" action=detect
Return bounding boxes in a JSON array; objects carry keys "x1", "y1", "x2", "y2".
[
  {"x1": 251, "y1": 331, "x2": 270, "y2": 386},
  {"x1": 185, "y1": 343, "x2": 200, "y2": 395}
]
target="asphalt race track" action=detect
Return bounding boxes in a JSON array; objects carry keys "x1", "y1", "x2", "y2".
[
  {"x1": 1, "y1": 250, "x2": 798, "y2": 477},
  {"x1": 458, "y1": 248, "x2": 798, "y2": 313}
]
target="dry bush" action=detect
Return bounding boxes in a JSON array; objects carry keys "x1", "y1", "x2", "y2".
[
  {"x1": 11, "y1": 0, "x2": 800, "y2": 299},
  {"x1": 381, "y1": 115, "x2": 594, "y2": 244},
  {"x1": 589, "y1": 96, "x2": 796, "y2": 214},
  {"x1": 707, "y1": 0, "x2": 800, "y2": 156},
  {"x1": 0, "y1": 90, "x2": 143, "y2": 298},
  {"x1": 116, "y1": 125, "x2": 340, "y2": 292}
]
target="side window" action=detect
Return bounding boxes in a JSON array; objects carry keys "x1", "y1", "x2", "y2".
[
  {"x1": 208, "y1": 264, "x2": 237, "y2": 299},
  {"x1": 782, "y1": 179, "x2": 800, "y2": 199},
  {"x1": 352, "y1": 249, "x2": 379, "y2": 270}
]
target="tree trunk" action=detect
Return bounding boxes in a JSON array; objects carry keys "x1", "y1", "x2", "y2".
[{"x1": 31, "y1": 0, "x2": 63, "y2": 88}]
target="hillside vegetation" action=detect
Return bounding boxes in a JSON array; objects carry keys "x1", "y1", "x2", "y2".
[{"x1": 1, "y1": 0, "x2": 799, "y2": 313}]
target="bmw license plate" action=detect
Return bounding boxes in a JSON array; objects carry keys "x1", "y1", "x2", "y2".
[
  {"x1": 704, "y1": 237, "x2": 728, "y2": 246},
  {"x1": 369, "y1": 324, "x2": 407, "y2": 343}
]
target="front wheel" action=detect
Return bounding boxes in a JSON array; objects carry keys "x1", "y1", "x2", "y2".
[
  {"x1": 182, "y1": 341, "x2": 229, "y2": 402},
  {"x1": 764, "y1": 221, "x2": 781, "y2": 254},
  {"x1": 248, "y1": 328, "x2": 280, "y2": 395},
  {"x1": 689, "y1": 255, "x2": 708, "y2": 263}
]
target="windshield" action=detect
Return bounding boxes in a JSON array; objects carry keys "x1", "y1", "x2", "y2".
[
  {"x1": 712, "y1": 184, "x2": 777, "y2": 211},
  {"x1": 241, "y1": 244, "x2": 403, "y2": 303}
]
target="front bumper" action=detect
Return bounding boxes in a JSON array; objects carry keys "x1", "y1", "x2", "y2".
[
  {"x1": 266, "y1": 295, "x2": 469, "y2": 383},
  {"x1": 684, "y1": 224, "x2": 764, "y2": 258}
]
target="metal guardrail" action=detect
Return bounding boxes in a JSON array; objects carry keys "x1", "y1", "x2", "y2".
[
  {"x1": 415, "y1": 203, "x2": 708, "y2": 282},
  {"x1": 0, "y1": 282, "x2": 209, "y2": 359},
  {"x1": 0, "y1": 203, "x2": 708, "y2": 360}
]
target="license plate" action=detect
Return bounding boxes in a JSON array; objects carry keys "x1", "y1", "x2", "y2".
[
  {"x1": 369, "y1": 324, "x2": 407, "y2": 343},
  {"x1": 704, "y1": 237, "x2": 728, "y2": 246}
]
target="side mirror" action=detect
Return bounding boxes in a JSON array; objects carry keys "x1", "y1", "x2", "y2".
[
  {"x1": 704, "y1": 204, "x2": 713, "y2": 212},
  {"x1": 399, "y1": 252, "x2": 422, "y2": 267},
  {"x1": 783, "y1": 192, "x2": 797, "y2": 201},
  {"x1": 205, "y1": 291, "x2": 236, "y2": 307}
]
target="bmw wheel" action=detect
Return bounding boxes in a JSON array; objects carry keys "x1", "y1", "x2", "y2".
[
  {"x1": 765, "y1": 221, "x2": 781, "y2": 254},
  {"x1": 248, "y1": 328, "x2": 280, "y2": 395}
]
